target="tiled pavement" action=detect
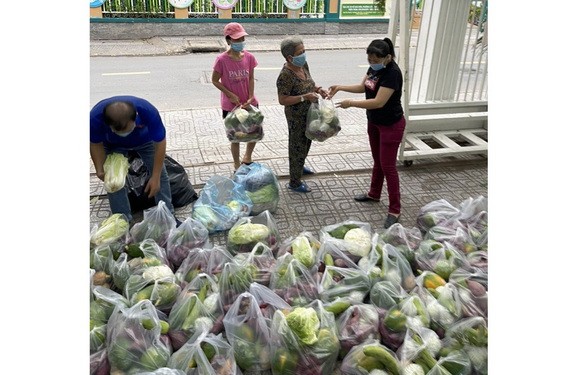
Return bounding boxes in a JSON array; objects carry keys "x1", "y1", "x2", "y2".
[{"x1": 89, "y1": 103, "x2": 488, "y2": 244}]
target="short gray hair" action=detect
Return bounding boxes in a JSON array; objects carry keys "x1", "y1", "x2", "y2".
[{"x1": 280, "y1": 36, "x2": 304, "y2": 59}]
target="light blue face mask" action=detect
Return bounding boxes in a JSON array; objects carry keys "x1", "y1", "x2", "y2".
[
  {"x1": 291, "y1": 52, "x2": 307, "y2": 67},
  {"x1": 231, "y1": 42, "x2": 245, "y2": 52},
  {"x1": 370, "y1": 63, "x2": 385, "y2": 71},
  {"x1": 113, "y1": 123, "x2": 135, "y2": 137}
]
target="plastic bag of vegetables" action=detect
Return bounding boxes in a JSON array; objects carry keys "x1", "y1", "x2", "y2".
[
  {"x1": 111, "y1": 239, "x2": 171, "y2": 292},
  {"x1": 440, "y1": 317, "x2": 487, "y2": 374},
  {"x1": 378, "y1": 223, "x2": 423, "y2": 271},
  {"x1": 106, "y1": 300, "x2": 172, "y2": 374},
  {"x1": 226, "y1": 210, "x2": 280, "y2": 255},
  {"x1": 224, "y1": 105, "x2": 265, "y2": 143},
  {"x1": 318, "y1": 265, "x2": 371, "y2": 304},
  {"x1": 90, "y1": 348, "x2": 111, "y2": 375},
  {"x1": 174, "y1": 246, "x2": 233, "y2": 288},
  {"x1": 248, "y1": 282, "x2": 292, "y2": 320},
  {"x1": 270, "y1": 300, "x2": 340, "y2": 375},
  {"x1": 277, "y1": 231, "x2": 321, "y2": 270},
  {"x1": 166, "y1": 217, "x2": 211, "y2": 271},
  {"x1": 340, "y1": 338, "x2": 401, "y2": 375},
  {"x1": 124, "y1": 269, "x2": 181, "y2": 312},
  {"x1": 130, "y1": 200, "x2": 177, "y2": 248},
  {"x1": 369, "y1": 280, "x2": 409, "y2": 311},
  {"x1": 218, "y1": 261, "x2": 254, "y2": 313},
  {"x1": 167, "y1": 329, "x2": 241, "y2": 375},
  {"x1": 319, "y1": 220, "x2": 373, "y2": 263},
  {"x1": 223, "y1": 292, "x2": 273, "y2": 374},
  {"x1": 233, "y1": 162, "x2": 280, "y2": 215},
  {"x1": 90, "y1": 213, "x2": 130, "y2": 249},
  {"x1": 103, "y1": 152, "x2": 130, "y2": 193},
  {"x1": 168, "y1": 279, "x2": 221, "y2": 351},
  {"x1": 416, "y1": 199, "x2": 460, "y2": 234},
  {"x1": 269, "y1": 253, "x2": 319, "y2": 307},
  {"x1": 369, "y1": 241, "x2": 417, "y2": 292},
  {"x1": 137, "y1": 368, "x2": 186, "y2": 375},
  {"x1": 336, "y1": 303, "x2": 381, "y2": 359},
  {"x1": 305, "y1": 98, "x2": 341, "y2": 142},
  {"x1": 191, "y1": 175, "x2": 252, "y2": 233},
  {"x1": 234, "y1": 243, "x2": 277, "y2": 286}
]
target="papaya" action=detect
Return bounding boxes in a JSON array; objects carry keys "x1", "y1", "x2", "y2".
[
  {"x1": 362, "y1": 344, "x2": 400, "y2": 375},
  {"x1": 328, "y1": 224, "x2": 359, "y2": 239},
  {"x1": 423, "y1": 272, "x2": 446, "y2": 289},
  {"x1": 324, "y1": 299, "x2": 351, "y2": 316},
  {"x1": 384, "y1": 308, "x2": 407, "y2": 332}
]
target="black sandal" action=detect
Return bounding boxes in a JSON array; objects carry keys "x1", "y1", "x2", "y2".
[
  {"x1": 384, "y1": 214, "x2": 400, "y2": 229},
  {"x1": 354, "y1": 193, "x2": 380, "y2": 202}
]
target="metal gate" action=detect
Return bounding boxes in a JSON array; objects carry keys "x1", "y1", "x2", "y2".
[{"x1": 388, "y1": 0, "x2": 488, "y2": 164}]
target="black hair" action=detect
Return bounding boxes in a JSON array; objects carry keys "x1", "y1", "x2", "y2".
[
  {"x1": 103, "y1": 101, "x2": 136, "y2": 129},
  {"x1": 366, "y1": 37, "x2": 396, "y2": 59}
]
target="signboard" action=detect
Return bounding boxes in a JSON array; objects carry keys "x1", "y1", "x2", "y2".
[
  {"x1": 90, "y1": 0, "x2": 106, "y2": 7},
  {"x1": 168, "y1": 0, "x2": 194, "y2": 8},
  {"x1": 283, "y1": 0, "x2": 307, "y2": 10},
  {"x1": 339, "y1": 0, "x2": 387, "y2": 19},
  {"x1": 212, "y1": 0, "x2": 238, "y2": 10}
]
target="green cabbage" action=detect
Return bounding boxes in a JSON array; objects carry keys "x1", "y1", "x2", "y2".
[
  {"x1": 103, "y1": 153, "x2": 129, "y2": 193},
  {"x1": 246, "y1": 183, "x2": 278, "y2": 204},
  {"x1": 291, "y1": 235, "x2": 315, "y2": 269},
  {"x1": 90, "y1": 213, "x2": 129, "y2": 246},
  {"x1": 286, "y1": 307, "x2": 320, "y2": 345},
  {"x1": 228, "y1": 222, "x2": 270, "y2": 245}
]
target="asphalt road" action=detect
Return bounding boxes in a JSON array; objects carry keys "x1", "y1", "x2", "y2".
[{"x1": 90, "y1": 49, "x2": 372, "y2": 111}]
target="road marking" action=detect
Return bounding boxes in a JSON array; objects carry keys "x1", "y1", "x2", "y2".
[{"x1": 101, "y1": 71, "x2": 151, "y2": 76}]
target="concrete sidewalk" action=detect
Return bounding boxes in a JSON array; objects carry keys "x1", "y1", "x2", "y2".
[{"x1": 89, "y1": 102, "x2": 488, "y2": 245}]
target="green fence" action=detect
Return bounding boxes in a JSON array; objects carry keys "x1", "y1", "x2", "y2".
[{"x1": 100, "y1": 0, "x2": 324, "y2": 18}]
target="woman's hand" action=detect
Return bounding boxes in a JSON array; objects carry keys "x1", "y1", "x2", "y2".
[
  {"x1": 227, "y1": 92, "x2": 241, "y2": 105},
  {"x1": 305, "y1": 92, "x2": 320, "y2": 103},
  {"x1": 316, "y1": 87, "x2": 329, "y2": 98},
  {"x1": 335, "y1": 99, "x2": 352, "y2": 109},
  {"x1": 241, "y1": 97, "x2": 253, "y2": 109},
  {"x1": 327, "y1": 85, "x2": 341, "y2": 98}
]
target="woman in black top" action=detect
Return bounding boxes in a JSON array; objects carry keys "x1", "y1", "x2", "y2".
[{"x1": 328, "y1": 38, "x2": 406, "y2": 229}]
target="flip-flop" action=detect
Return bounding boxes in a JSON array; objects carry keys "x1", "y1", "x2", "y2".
[
  {"x1": 241, "y1": 161, "x2": 253, "y2": 165},
  {"x1": 286, "y1": 182, "x2": 312, "y2": 193},
  {"x1": 302, "y1": 166, "x2": 315, "y2": 175}
]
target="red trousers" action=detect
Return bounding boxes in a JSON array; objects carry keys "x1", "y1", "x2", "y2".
[{"x1": 366, "y1": 116, "x2": 406, "y2": 214}]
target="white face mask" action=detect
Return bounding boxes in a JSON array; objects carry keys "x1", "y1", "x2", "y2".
[{"x1": 112, "y1": 122, "x2": 135, "y2": 137}]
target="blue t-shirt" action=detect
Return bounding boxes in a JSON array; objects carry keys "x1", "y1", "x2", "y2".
[{"x1": 90, "y1": 95, "x2": 166, "y2": 148}]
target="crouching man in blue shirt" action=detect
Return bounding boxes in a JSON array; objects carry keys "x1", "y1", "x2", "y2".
[{"x1": 90, "y1": 95, "x2": 179, "y2": 225}]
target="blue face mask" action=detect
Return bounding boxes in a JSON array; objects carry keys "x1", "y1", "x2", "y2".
[
  {"x1": 231, "y1": 42, "x2": 245, "y2": 52},
  {"x1": 292, "y1": 52, "x2": 307, "y2": 67},
  {"x1": 370, "y1": 63, "x2": 385, "y2": 71}
]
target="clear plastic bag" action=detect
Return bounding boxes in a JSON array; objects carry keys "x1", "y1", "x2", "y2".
[
  {"x1": 319, "y1": 220, "x2": 373, "y2": 262},
  {"x1": 305, "y1": 98, "x2": 341, "y2": 142},
  {"x1": 340, "y1": 339, "x2": 401, "y2": 375},
  {"x1": 106, "y1": 300, "x2": 172, "y2": 374},
  {"x1": 130, "y1": 200, "x2": 177, "y2": 248},
  {"x1": 174, "y1": 246, "x2": 234, "y2": 288},
  {"x1": 192, "y1": 175, "x2": 253, "y2": 233},
  {"x1": 269, "y1": 300, "x2": 340, "y2": 375},
  {"x1": 103, "y1": 152, "x2": 130, "y2": 193},
  {"x1": 226, "y1": 210, "x2": 280, "y2": 255},
  {"x1": 166, "y1": 217, "x2": 211, "y2": 271},
  {"x1": 269, "y1": 253, "x2": 319, "y2": 307},
  {"x1": 224, "y1": 105, "x2": 265, "y2": 143},
  {"x1": 234, "y1": 243, "x2": 277, "y2": 286},
  {"x1": 248, "y1": 282, "x2": 291, "y2": 320},
  {"x1": 167, "y1": 330, "x2": 242, "y2": 375},
  {"x1": 223, "y1": 292, "x2": 273, "y2": 373},
  {"x1": 233, "y1": 162, "x2": 280, "y2": 215},
  {"x1": 336, "y1": 303, "x2": 381, "y2": 359}
]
